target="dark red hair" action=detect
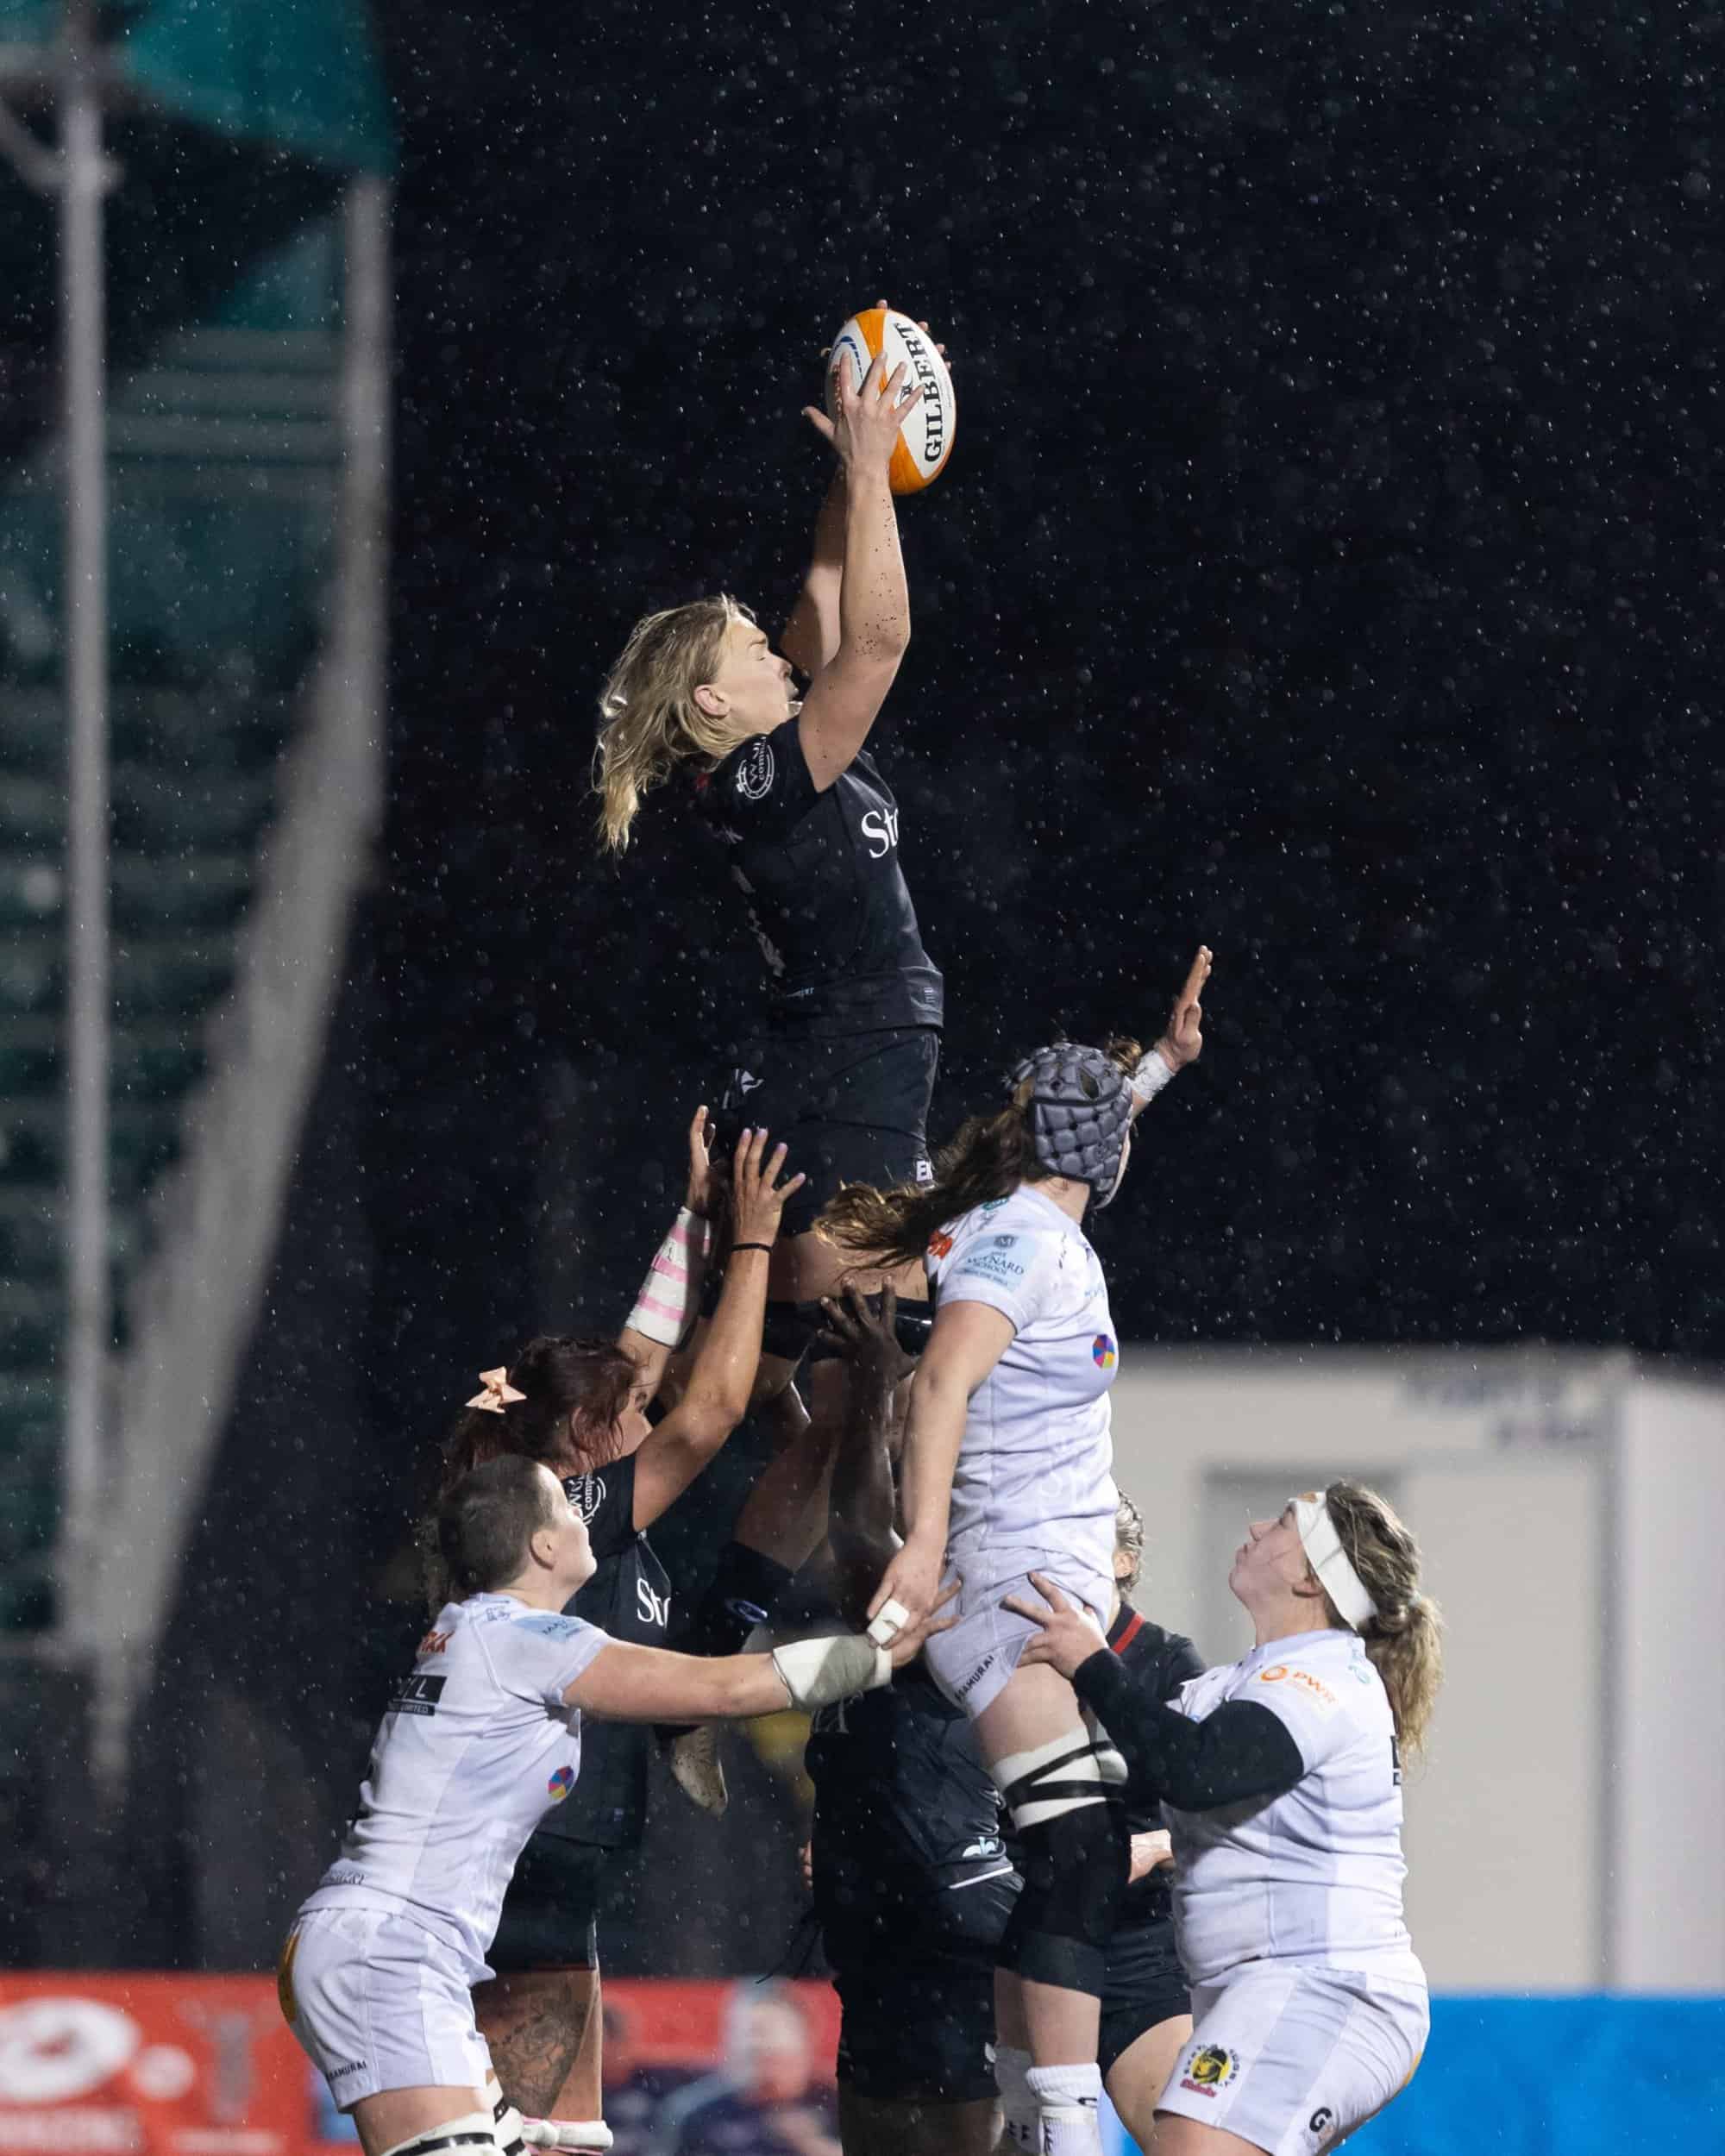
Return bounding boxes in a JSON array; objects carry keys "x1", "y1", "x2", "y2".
[{"x1": 437, "y1": 1333, "x2": 641, "y2": 1498}]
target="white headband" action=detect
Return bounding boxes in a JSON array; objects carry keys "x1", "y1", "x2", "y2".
[{"x1": 1293, "y1": 1495, "x2": 1378, "y2": 1632}]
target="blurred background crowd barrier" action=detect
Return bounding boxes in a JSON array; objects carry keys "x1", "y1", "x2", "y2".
[{"x1": 0, "y1": 1974, "x2": 1721, "y2": 2156}]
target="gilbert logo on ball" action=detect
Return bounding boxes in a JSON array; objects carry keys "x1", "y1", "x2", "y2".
[{"x1": 826, "y1": 304, "x2": 956, "y2": 494}]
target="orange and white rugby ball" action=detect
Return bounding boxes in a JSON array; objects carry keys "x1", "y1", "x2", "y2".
[{"x1": 825, "y1": 304, "x2": 956, "y2": 494}]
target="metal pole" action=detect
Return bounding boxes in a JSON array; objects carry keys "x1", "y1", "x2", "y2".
[{"x1": 60, "y1": 0, "x2": 109, "y2": 1649}]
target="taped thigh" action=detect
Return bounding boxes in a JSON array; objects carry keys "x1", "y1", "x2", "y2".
[{"x1": 994, "y1": 1730, "x2": 1114, "y2": 1828}]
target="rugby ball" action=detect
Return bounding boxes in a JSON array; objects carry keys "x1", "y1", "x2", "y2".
[{"x1": 825, "y1": 304, "x2": 956, "y2": 494}]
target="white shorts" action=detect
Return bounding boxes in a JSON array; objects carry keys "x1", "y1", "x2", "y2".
[
  {"x1": 279, "y1": 1907, "x2": 494, "y2": 2109},
  {"x1": 924, "y1": 1541, "x2": 1114, "y2": 1722},
  {"x1": 1156, "y1": 1962, "x2": 1428, "y2": 2155}
]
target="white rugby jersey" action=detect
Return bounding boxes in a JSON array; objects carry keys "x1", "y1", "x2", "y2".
[
  {"x1": 927, "y1": 1183, "x2": 1120, "y2": 1581},
  {"x1": 1165, "y1": 1628, "x2": 1420, "y2": 1987},
  {"x1": 299, "y1": 1594, "x2": 607, "y2": 1980}
]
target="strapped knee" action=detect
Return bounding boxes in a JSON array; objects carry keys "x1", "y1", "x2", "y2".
[
  {"x1": 994, "y1": 1736, "x2": 1128, "y2": 1997},
  {"x1": 379, "y1": 2115, "x2": 502, "y2": 2156}
]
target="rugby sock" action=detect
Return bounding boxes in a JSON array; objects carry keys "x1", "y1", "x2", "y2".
[
  {"x1": 1026, "y1": 2063, "x2": 1104, "y2": 2156},
  {"x1": 994, "y1": 2043, "x2": 1038, "y2": 2150}
]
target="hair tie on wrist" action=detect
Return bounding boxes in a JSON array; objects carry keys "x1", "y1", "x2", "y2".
[{"x1": 731, "y1": 1241, "x2": 774, "y2": 1255}]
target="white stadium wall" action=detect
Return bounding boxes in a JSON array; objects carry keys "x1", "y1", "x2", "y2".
[
  {"x1": 1612, "y1": 1377, "x2": 1725, "y2": 1990},
  {"x1": 1107, "y1": 1344, "x2": 1724, "y2": 1993}
]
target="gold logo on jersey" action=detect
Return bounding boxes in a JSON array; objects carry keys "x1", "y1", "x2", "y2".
[
  {"x1": 1180, "y1": 2044, "x2": 1240, "y2": 2096},
  {"x1": 276, "y1": 1929, "x2": 300, "y2": 2026}
]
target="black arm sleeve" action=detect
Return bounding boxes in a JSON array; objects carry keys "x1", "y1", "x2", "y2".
[
  {"x1": 1076, "y1": 1648, "x2": 1306, "y2": 1812},
  {"x1": 1157, "y1": 1632, "x2": 1208, "y2": 1703}
]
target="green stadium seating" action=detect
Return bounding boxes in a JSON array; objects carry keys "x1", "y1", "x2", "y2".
[{"x1": 0, "y1": 222, "x2": 345, "y2": 1627}]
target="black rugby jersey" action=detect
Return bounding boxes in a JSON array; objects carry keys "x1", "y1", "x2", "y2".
[
  {"x1": 693, "y1": 716, "x2": 944, "y2": 1038},
  {"x1": 807, "y1": 1659, "x2": 1013, "y2": 1946},
  {"x1": 536, "y1": 1453, "x2": 671, "y2": 1849},
  {"x1": 1109, "y1": 1600, "x2": 1206, "y2": 1928}
]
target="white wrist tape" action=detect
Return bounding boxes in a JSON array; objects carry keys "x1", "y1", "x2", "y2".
[
  {"x1": 771, "y1": 1633, "x2": 891, "y2": 1711},
  {"x1": 625, "y1": 1206, "x2": 712, "y2": 1347},
  {"x1": 1128, "y1": 1049, "x2": 1176, "y2": 1106},
  {"x1": 520, "y1": 2123, "x2": 613, "y2": 2152}
]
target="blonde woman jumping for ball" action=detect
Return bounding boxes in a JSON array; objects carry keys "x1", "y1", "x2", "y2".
[{"x1": 593, "y1": 323, "x2": 951, "y2": 1774}]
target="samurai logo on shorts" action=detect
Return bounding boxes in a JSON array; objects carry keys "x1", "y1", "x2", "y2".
[
  {"x1": 1180, "y1": 2045, "x2": 1241, "y2": 2097},
  {"x1": 734, "y1": 737, "x2": 775, "y2": 800},
  {"x1": 563, "y1": 1472, "x2": 606, "y2": 1526}
]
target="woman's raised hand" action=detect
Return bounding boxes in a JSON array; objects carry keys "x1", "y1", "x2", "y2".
[
  {"x1": 728, "y1": 1126, "x2": 806, "y2": 1250},
  {"x1": 803, "y1": 346, "x2": 923, "y2": 477},
  {"x1": 682, "y1": 1104, "x2": 714, "y2": 1217},
  {"x1": 1156, "y1": 945, "x2": 1213, "y2": 1073}
]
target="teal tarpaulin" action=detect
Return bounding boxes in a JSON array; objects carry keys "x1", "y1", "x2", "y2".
[{"x1": 0, "y1": 0, "x2": 391, "y2": 172}]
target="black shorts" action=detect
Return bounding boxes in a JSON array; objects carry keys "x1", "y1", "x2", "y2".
[
  {"x1": 1098, "y1": 1917, "x2": 1190, "y2": 2080},
  {"x1": 721, "y1": 1026, "x2": 938, "y2": 1238},
  {"x1": 822, "y1": 1865, "x2": 1014, "y2": 2105},
  {"x1": 486, "y1": 1831, "x2": 603, "y2": 1974},
  {"x1": 832, "y1": 1952, "x2": 998, "y2": 2105}
]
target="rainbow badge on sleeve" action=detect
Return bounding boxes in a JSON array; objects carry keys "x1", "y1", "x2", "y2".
[
  {"x1": 547, "y1": 1766, "x2": 574, "y2": 1803},
  {"x1": 1092, "y1": 1334, "x2": 1117, "y2": 1370}
]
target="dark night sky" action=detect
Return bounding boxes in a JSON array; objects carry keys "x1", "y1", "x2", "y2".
[{"x1": 366, "y1": 0, "x2": 1723, "y2": 1453}]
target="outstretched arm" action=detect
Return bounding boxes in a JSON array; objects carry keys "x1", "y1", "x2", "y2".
[
  {"x1": 867, "y1": 1298, "x2": 1013, "y2": 1633},
  {"x1": 819, "y1": 1286, "x2": 917, "y2": 1621},
  {"x1": 1005, "y1": 1574, "x2": 1303, "y2": 1810},
  {"x1": 566, "y1": 1587, "x2": 959, "y2": 1721},
  {"x1": 780, "y1": 471, "x2": 846, "y2": 681},
  {"x1": 782, "y1": 318, "x2": 949, "y2": 686},
  {"x1": 628, "y1": 1131, "x2": 805, "y2": 1530},
  {"x1": 616, "y1": 1106, "x2": 718, "y2": 1405},
  {"x1": 794, "y1": 347, "x2": 918, "y2": 793}
]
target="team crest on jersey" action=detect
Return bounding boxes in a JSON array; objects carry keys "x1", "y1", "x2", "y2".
[
  {"x1": 1092, "y1": 1334, "x2": 1117, "y2": 1369},
  {"x1": 928, "y1": 1229, "x2": 954, "y2": 1258},
  {"x1": 564, "y1": 1472, "x2": 606, "y2": 1526},
  {"x1": 1180, "y1": 2045, "x2": 1240, "y2": 2096},
  {"x1": 734, "y1": 737, "x2": 775, "y2": 800},
  {"x1": 546, "y1": 1766, "x2": 574, "y2": 1803}
]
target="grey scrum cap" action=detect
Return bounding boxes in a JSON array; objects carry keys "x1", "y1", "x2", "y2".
[{"x1": 1009, "y1": 1042, "x2": 1134, "y2": 1200}]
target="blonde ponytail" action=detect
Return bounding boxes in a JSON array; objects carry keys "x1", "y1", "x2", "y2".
[
  {"x1": 593, "y1": 595, "x2": 750, "y2": 852},
  {"x1": 1318, "y1": 1478, "x2": 1445, "y2": 1758}
]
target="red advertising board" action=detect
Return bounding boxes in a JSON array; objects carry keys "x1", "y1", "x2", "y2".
[
  {"x1": 0, "y1": 1975, "x2": 844, "y2": 2156},
  {"x1": 0, "y1": 1975, "x2": 308, "y2": 2156}
]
